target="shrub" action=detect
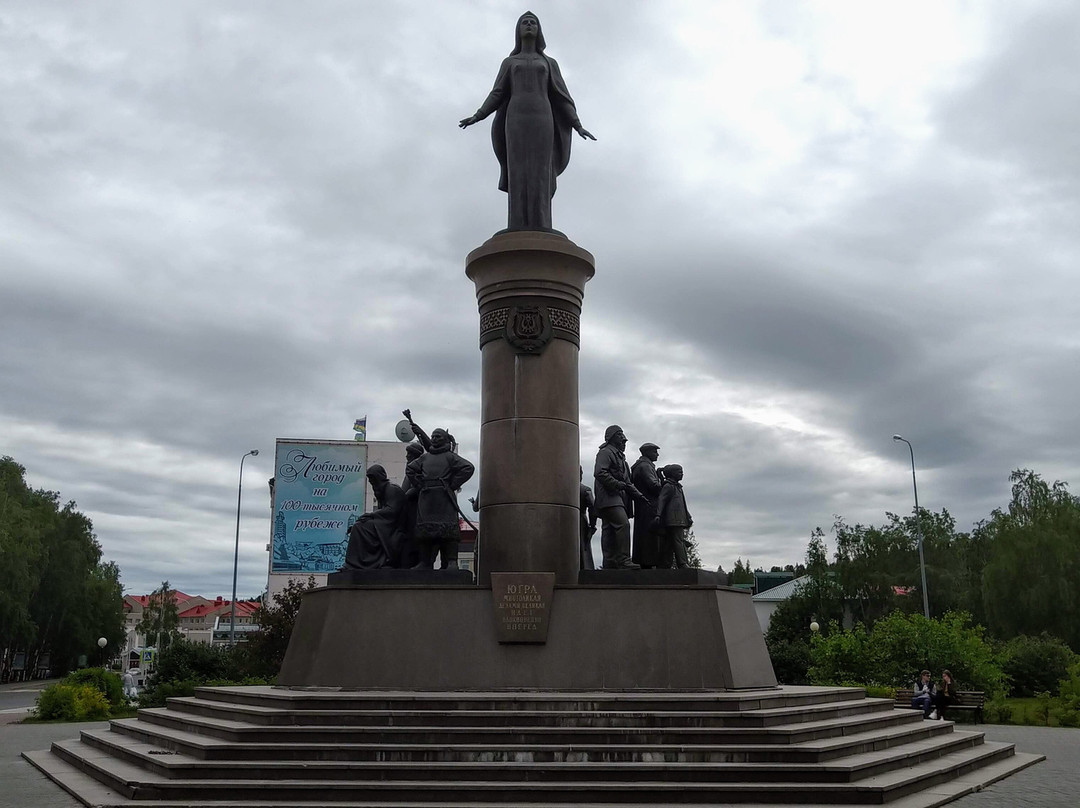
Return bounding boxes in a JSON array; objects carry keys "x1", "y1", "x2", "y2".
[
  {"x1": 807, "y1": 611, "x2": 1006, "y2": 695},
  {"x1": 151, "y1": 639, "x2": 239, "y2": 686},
  {"x1": 35, "y1": 683, "x2": 111, "y2": 721},
  {"x1": 138, "y1": 679, "x2": 199, "y2": 709},
  {"x1": 765, "y1": 637, "x2": 811, "y2": 685},
  {"x1": 1001, "y1": 634, "x2": 1077, "y2": 697},
  {"x1": 1033, "y1": 691, "x2": 1054, "y2": 726},
  {"x1": 983, "y1": 698, "x2": 1013, "y2": 724},
  {"x1": 63, "y1": 668, "x2": 124, "y2": 708},
  {"x1": 1058, "y1": 708, "x2": 1080, "y2": 728},
  {"x1": 1054, "y1": 660, "x2": 1080, "y2": 728}
]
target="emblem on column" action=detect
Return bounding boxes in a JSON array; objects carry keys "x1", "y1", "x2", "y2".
[{"x1": 505, "y1": 304, "x2": 553, "y2": 354}]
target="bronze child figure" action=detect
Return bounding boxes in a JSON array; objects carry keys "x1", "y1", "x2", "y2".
[{"x1": 655, "y1": 464, "x2": 694, "y2": 569}]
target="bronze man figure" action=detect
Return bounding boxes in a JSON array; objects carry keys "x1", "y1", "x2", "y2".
[
  {"x1": 342, "y1": 464, "x2": 407, "y2": 570},
  {"x1": 405, "y1": 428, "x2": 475, "y2": 570},
  {"x1": 579, "y1": 466, "x2": 597, "y2": 571},
  {"x1": 593, "y1": 425, "x2": 642, "y2": 570},
  {"x1": 631, "y1": 442, "x2": 663, "y2": 569}
]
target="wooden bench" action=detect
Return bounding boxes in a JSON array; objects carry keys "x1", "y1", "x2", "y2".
[{"x1": 894, "y1": 688, "x2": 985, "y2": 723}]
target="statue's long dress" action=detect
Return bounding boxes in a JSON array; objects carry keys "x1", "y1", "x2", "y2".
[
  {"x1": 475, "y1": 53, "x2": 578, "y2": 232},
  {"x1": 505, "y1": 55, "x2": 555, "y2": 230}
]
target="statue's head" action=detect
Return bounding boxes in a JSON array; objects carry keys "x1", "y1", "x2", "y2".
[
  {"x1": 603, "y1": 424, "x2": 627, "y2": 452},
  {"x1": 512, "y1": 11, "x2": 546, "y2": 54},
  {"x1": 431, "y1": 428, "x2": 451, "y2": 450},
  {"x1": 664, "y1": 464, "x2": 684, "y2": 482},
  {"x1": 406, "y1": 442, "x2": 424, "y2": 461},
  {"x1": 366, "y1": 464, "x2": 389, "y2": 487},
  {"x1": 640, "y1": 442, "x2": 660, "y2": 462}
]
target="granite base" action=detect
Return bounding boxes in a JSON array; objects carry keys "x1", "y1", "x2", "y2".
[{"x1": 327, "y1": 568, "x2": 475, "y2": 586}]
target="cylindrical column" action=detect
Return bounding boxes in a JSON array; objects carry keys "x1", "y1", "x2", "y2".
[{"x1": 466, "y1": 231, "x2": 595, "y2": 586}]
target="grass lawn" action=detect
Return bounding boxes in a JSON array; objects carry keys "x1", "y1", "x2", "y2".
[{"x1": 997, "y1": 697, "x2": 1064, "y2": 727}]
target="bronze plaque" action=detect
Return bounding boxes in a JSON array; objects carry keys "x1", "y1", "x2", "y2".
[{"x1": 491, "y1": 572, "x2": 555, "y2": 643}]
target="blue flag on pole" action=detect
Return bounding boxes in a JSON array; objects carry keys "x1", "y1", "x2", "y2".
[{"x1": 353, "y1": 416, "x2": 367, "y2": 440}]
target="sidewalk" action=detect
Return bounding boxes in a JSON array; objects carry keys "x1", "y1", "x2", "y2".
[
  {"x1": 953, "y1": 723, "x2": 1078, "y2": 807},
  {"x1": 0, "y1": 718, "x2": 1073, "y2": 807},
  {"x1": 1, "y1": 720, "x2": 106, "y2": 807}
]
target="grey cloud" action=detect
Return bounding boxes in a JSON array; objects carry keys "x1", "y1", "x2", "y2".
[{"x1": 3, "y1": 2, "x2": 1079, "y2": 593}]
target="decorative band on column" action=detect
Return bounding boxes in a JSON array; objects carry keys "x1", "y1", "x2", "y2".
[{"x1": 479, "y1": 301, "x2": 580, "y2": 351}]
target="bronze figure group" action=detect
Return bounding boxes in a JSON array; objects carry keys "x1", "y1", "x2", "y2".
[
  {"x1": 342, "y1": 413, "x2": 692, "y2": 575},
  {"x1": 341, "y1": 412, "x2": 474, "y2": 572},
  {"x1": 590, "y1": 426, "x2": 694, "y2": 570}
]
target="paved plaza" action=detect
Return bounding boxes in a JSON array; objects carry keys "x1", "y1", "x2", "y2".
[{"x1": 0, "y1": 716, "x2": 1072, "y2": 807}]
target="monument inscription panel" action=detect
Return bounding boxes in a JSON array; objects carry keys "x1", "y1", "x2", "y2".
[{"x1": 491, "y1": 572, "x2": 555, "y2": 643}]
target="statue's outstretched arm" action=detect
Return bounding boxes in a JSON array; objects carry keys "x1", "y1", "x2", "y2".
[{"x1": 460, "y1": 58, "x2": 511, "y2": 129}]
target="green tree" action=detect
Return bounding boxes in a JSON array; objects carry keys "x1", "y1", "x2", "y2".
[
  {"x1": 0, "y1": 458, "x2": 49, "y2": 661},
  {"x1": 0, "y1": 458, "x2": 125, "y2": 675},
  {"x1": 981, "y1": 470, "x2": 1080, "y2": 649},
  {"x1": 237, "y1": 576, "x2": 317, "y2": 678},
  {"x1": 729, "y1": 558, "x2": 754, "y2": 585},
  {"x1": 684, "y1": 529, "x2": 703, "y2": 568},
  {"x1": 832, "y1": 514, "x2": 917, "y2": 625},
  {"x1": 1000, "y1": 634, "x2": 1077, "y2": 697},
  {"x1": 135, "y1": 581, "x2": 181, "y2": 653},
  {"x1": 832, "y1": 508, "x2": 969, "y2": 625},
  {"x1": 765, "y1": 531, "x2": 844, "y2": 684},
  {"x1": 807, "y1": 611, "x2": 1005, "y2": 695}
]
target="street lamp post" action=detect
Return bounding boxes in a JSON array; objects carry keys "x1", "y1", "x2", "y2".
[
  {"x1": 893, "y1": 435, "x2": 930, "y2": 619},
  {"x1": 97, "y1": 637, "x2": 107, "y2": 668},
  {"x1": 231, "y1": 449, "x2": 259, "y2": 647}
]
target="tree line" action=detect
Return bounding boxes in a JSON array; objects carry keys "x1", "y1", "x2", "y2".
[
  {"x1": 0, "y1": 457, "x2": 126, "y2": 679},
  {"x1": 761, "y1": 468, "x2": 1080, "y2": 687}
]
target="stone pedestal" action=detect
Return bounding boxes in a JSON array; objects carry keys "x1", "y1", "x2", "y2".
[
  {"x1": 465, "y1": 232, "x2": 595, "y2": 586},
  {"x1": 278, "y1": 582, "x2": 778, "y2": 690}
]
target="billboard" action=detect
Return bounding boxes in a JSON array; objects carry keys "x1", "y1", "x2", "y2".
[{"x1": 271, "y1": 439, "x2": 368, "y2": 573}]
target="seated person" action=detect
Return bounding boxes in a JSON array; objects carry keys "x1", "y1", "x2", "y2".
[
  {"x1": 911, "y1": 669, "x2": 935, "y2": 717},
  {"x1": 342, "y1": 465, "x2": 407, "y2": 570},
  {"x1": 930, "y1": 669, "x2": 957, "y2": 720}
]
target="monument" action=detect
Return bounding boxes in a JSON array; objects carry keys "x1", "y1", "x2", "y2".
[
  {"x1": 275, "y1": 8, "x2": 775, "y2": 690},
  {"x1": 23, "y1": 12, "x2": 1042, "y2": 807}
]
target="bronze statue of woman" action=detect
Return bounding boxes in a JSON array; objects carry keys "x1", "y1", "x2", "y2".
[{"x1": 460, "y1": 11, "x2": 595, "y2": 232}]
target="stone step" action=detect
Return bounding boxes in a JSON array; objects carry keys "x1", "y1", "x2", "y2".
[
  {"x1": 165, "y1": 695, "x2": 896, "y2": 728},
  {"x1": 135, "y1": 705, "x2": 922, "y2": 745},
  {"x1": 107, "y1": 715, "x2": 955, "y2": 763},
  {"x1": 193, "y1": 685, "x2": 865, "y2": 713},
  {"x1": 19, "y1": 747, "x2": 1046, "y2": 808},
  {"x1": 76, "y1": 727, "x2": 984, "y2": 784},
  {"x1": 46, "y1": 737, "x2": 1019, "y2": 803}
]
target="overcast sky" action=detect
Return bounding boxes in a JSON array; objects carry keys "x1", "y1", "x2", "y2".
[{"x1": 2, "y1": 0, "x2": 1078, "y2": 597}]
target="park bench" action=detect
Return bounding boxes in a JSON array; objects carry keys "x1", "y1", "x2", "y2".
[{"x1": 894, "y1": 688, "x2": 985, "y2": 723}]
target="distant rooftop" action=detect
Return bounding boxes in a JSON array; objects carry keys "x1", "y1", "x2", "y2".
[{"x1": 751, "y1": 575, "x2": 811, "y2": 602}]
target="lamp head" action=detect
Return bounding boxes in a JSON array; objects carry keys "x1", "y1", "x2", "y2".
[
  {"x1": 892, "y1": 435, "x2": 903, "y2": 442},
  {"x1": 250, "y1": 449, "x2": 259, "y2": 457},
  {"x1": 97, "y1": 637, "x2": 107, "y2": 648}
]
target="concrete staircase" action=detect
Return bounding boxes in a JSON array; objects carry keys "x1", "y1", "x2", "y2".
[{"x1": 23, "y1": 685, "x2": 1042, "y2": 807}]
